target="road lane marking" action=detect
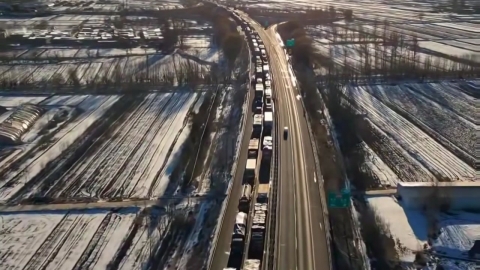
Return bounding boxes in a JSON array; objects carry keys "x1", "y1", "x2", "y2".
[
  {"x1": 277, "y1": 52, "x2": 313, "y2": 270},
  {"x1": 276, "y1": 34, "x2": 316, "y2": 270},
  {"x1": 273, "y1": 53, "x2": 298, "y2": 269}
]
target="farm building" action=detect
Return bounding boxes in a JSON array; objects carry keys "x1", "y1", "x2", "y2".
[
  {"x1": 397, "y1": 182, "x2": 480, "y2": 210},
  {"x1": 0, "y1": 103, "x2": 44, "y2": 145}
]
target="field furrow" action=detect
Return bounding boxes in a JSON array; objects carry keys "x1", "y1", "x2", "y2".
[
  {"x1": 365, "y1": 119, "x2": 435, "y2": 182},
  {"x1": 350, "y1": 86, "x2": 475, "y2": 181},
  {"x1": 117, "y1": 212, "x2": 168, "y2": 270},
  {"x1": 50, "y1": 94, "x2": 158, "y2": 198},
  {"x1": 105, "y1": 93, "x2": 185, "y2": 198},
  {"x1": 148, "y1": 92, "x2": 199, "y2": 197},
  {"x1": 0, "y1": 96, "x2": 119, "y2": 202},
  {"x1": 73, "y1": 209, "x2": 136, "y2": 270},
  {"x1": 93, "y1": 94, "x2": 173, "y2": 197},
  {"x1": 125, "y1": 92, "x2": 195, "y2": 198},
  {"x1": 363, "y1": 84, "x2": 475, "y2": 156}
]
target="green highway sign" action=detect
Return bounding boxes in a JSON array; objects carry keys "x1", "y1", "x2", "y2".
[
  {"x1": 327, "y1": 190, "x2": 350, "y2": 208},
  {"x1": 286, "y1": 39, "x2": 295, "y2": 47}
]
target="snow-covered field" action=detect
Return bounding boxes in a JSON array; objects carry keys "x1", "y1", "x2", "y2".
[
  {"x1": 346, "y1": 80, "x2": 477, "y2": 186},
  {"x1": 0, "y1": 207, "x2": 178, "y2": 270},
  {"x1": 362, "y1": 142, "x2": 400, "y2": 188},
  {"x1": 116, "y1": 208, "x2": 171, "y2": 270},
  {"x1": 16, "y1": 92, "x2": 199, "y2": 201},
  {"x1": 367, "y1": 196, "x2": 480, "y2": 269},
  {"x1": 0, "y1": 95, "x2": 120, "y2": 203},
  {"x1": 0, "y1": 95, "x2": 48, "y2": 107},
  {"x1": 0, "y1": 35, "x2": 218, "y2": 86},
  {"x1": 360, "y1": 83, "x2": 476, "y2": 156},
  {"x1": 0, "y1": 208, "x2": 139, "y2": 270}
]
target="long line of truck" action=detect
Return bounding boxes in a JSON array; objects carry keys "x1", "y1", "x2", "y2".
[{"x1": 224, "y1": 8, "x2": 276, "y2": 270}]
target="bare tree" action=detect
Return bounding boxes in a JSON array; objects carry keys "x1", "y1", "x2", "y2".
[
  {"x1": 35, "y1": 21, "x2": 49, "y2": 30},
  {"x1": 68, "y1": 68, "x2": 80, "y2": 86},
  {"x1": 50, "y1": 73, "x2": 65, "y2": 90}
]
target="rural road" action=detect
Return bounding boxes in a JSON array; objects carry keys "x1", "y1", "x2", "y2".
[
  {"x1": 245, "y1": 19, "x2": 332, "y2": 270},
  {"x1": 0, "y1": 199, "x2": 160, "y2": 212},
  {"x1": 0, "y1": 195, "x2": 220, "y2": 213}
]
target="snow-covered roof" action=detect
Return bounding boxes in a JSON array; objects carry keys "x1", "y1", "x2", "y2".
[
  {"x1": 397, "y1": 182, "x2": 480, "y2": 188},
  {"x1": 0, "y1": 103, "x2": 44, "y2": 145}
]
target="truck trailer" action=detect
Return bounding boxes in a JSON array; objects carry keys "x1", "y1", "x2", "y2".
[
  {"x1": 244, "y1": 158, "x2": 256, "y2": 184},
  {"x1": 239, "y1": 184, "x2": 252, "y2": 212},
  {"x1": 255, "y1": 83, "x2": 264, "y2": 98},
  {"x1": 253, "y1": 114, "x2": 263, "y2": 138},
  {"x1": 244, "y1": 259, "x2": 261, "y2": 270},
  {"x1": 249, "y1": 202, "x2": 267, "y2": 259},
  {"x1": 263, "y1": 64, "x2": 269, "y2": 73},
  {"x1": 248, "y1": 138, "x2": 260, "y2": 158},
  {"x1": 263, "y1": 111, "x2": 273, "y2": 133}
]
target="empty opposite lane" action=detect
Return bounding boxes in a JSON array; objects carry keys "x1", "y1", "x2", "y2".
[{"x1": 256, "y1": 22, "x2": 331, "y2": 270}]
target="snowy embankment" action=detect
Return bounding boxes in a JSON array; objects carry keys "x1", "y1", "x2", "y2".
[
  {"x1": 32, "y1": 92, "x2": 198, "y2": 200},
  {"x1": 173, "y1": 202, "x2": 212, "y2": 269},
  {"x1": 176, "y1": 87, "x2": 237, "y2": 265},
  {"x1": 347, "y1": 86, "x2": 475, "y2": 182},
  {"x1": 0, "y1": 95, "x2": 120, "y2": 203},
  {"x1": 205, "y1": 55, "x2": 251, "y2": 270},
  {"x1": 367, "y1": 196, "x2": 480, "y2": 269},
  {"x1": 0, "y1": 208, "x2": 138, "y2": 270}
]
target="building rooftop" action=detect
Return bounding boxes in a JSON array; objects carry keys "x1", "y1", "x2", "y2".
[{"x1": 398, "y1": 182, "x2": 480, "y2": 188}]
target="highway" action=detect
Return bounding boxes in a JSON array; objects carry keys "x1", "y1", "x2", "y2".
[
  {"x1": 246, "y1": 20, "x2": 332, "y2": 270},
  {"x1": 208, "y1": 10, "x2": 331, "y2": 270}
]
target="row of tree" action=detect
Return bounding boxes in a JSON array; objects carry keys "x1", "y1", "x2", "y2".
[
  {"x1": 197, "y1": 5, "x2": 245, "y2": 71},
  {"x1": 280, "y1": 20, "x2": 479, "y2": 81}
]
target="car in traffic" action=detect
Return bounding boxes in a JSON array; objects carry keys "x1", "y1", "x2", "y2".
[{"x1": 283, "y1": 127, "x2": 288, "y2": 139}]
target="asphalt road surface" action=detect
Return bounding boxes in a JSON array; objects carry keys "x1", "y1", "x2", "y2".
[{"x1": 246, "y1": 19, "x2": 332, "y2": 270}]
